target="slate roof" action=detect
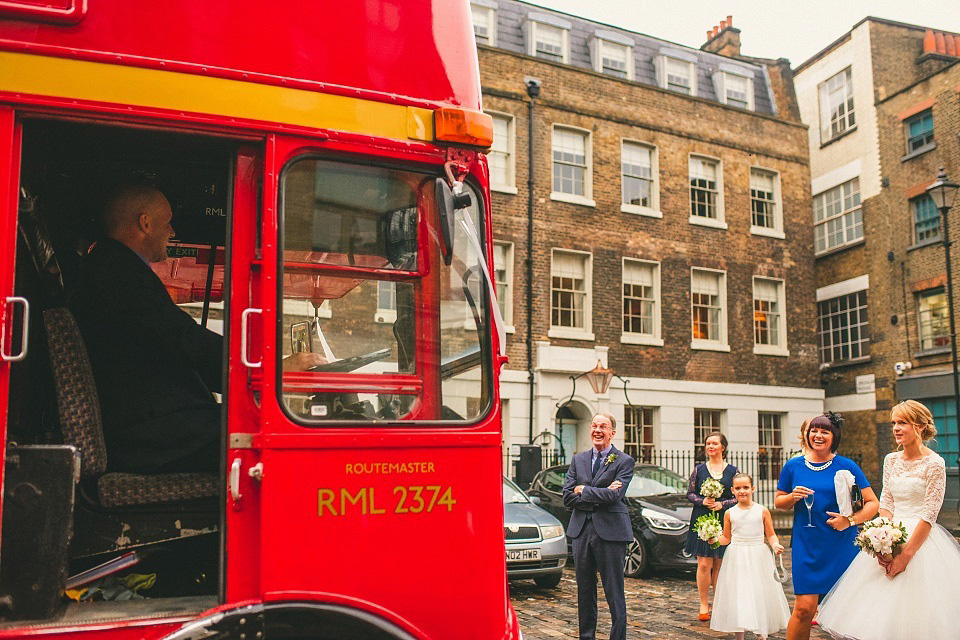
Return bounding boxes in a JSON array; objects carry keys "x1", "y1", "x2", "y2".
[{"x1": 480, "y1": 0, "x2": 776, "y2": 116}]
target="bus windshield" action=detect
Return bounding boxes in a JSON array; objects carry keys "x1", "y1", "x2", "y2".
[{"x1": 278, "y1": 158, "x2": 492, "y2": 425}]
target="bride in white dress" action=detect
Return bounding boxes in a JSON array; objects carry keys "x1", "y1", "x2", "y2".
[{"x1": 817, "y1": 400, "x2": 960, "y2": 640}]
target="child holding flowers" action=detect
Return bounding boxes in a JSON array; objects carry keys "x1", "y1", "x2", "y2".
[
  {"x1": 817, "y1": 400, "x2": 960, "y2": 639},
  {"x1": 685, "y1": 431, "x2": 738, "y2": 620},
  {"x1": 709, "y1": 472, "x2": 789, "y2": 639}
]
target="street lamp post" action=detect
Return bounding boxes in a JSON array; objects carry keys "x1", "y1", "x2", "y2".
[{"x1": 926, "y1": 168, "x2": 960, "y2": 496}]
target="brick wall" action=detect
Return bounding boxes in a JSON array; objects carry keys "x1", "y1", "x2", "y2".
[{"x1": 479, "y1": 45, "x2": 820, "y2": 389}]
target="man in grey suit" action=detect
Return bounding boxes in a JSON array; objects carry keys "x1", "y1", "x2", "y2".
[{"x1": 563, "y1": 412, "x2": 636, "y2": 640}]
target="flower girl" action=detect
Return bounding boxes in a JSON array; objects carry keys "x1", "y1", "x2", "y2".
[{"x1": 709, "y1": 472, "x2": 790, "y2": 639}]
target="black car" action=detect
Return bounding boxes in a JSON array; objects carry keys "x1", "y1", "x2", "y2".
[{"x1": 527, "y1": 463, "x2": 697, "y2": 577}]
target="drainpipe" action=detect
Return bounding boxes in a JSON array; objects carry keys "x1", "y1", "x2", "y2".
[{"x1": 524, "y1": 77, "x2": 541, "y2": 444}]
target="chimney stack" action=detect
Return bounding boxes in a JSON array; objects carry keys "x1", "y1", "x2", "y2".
[{"x1": 701, "y1": 15, "x2": 741, "y2": 58}]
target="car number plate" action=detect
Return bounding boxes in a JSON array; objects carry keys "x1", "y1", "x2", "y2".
[{"x1": 506, "y1": 548, "x2": 541, "y2": 562}]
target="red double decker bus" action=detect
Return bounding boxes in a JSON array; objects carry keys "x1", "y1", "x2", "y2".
[{"x1": 0, "y1": 2, "x2": 518, "y2": 638}]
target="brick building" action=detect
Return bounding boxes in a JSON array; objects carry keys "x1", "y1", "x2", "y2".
[
  {"x1": 471, "y1": 1, "x2": 823, "y2": 481},
  {"x1": 795, "y1": 19, "x2": 960, "y2": 503}
]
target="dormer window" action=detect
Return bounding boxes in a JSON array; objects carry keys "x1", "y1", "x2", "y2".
[
  {"x1": 470, "y1": 1, "x2": 497, "y2": 46},
  {"x1": 524, "y1": 13, "x2": 571, "y2": 64},
  {"x1": 655, "y1": 48, "x2": 698, "y2": 96},
  {"x1": 712, "y1": 62, "x2": 755, "y2": 110},
  {"x1": 590, "y1": 30, "x2": 634, "y2": 80}
]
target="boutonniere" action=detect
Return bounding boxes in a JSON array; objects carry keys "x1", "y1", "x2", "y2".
[{"x1": 603, "y1": 453, "x2": 618, "y2": 467}]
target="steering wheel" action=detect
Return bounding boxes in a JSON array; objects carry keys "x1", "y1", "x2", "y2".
[{"x1": 306, "y1": 347, "x2": 392, "y2": 373}]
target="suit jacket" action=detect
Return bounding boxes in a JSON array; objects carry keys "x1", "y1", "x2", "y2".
[
  {"x1": 69, "y1": 238, "x2": 222, "y2": 472},
  {"x1": 562, "y1": 446, "x2": 635, "y2": 542}
]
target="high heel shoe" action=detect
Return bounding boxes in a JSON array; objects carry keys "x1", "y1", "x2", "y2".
[{"x1": 697, "y1": 611, "x2": 710, "y2": 621}]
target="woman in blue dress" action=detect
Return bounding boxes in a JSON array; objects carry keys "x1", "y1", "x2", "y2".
[
  {"x1": 685, "y1": 431, "x2": 738, "y2": 620},
  {"x1": 775, "y1": 414, "x2": 879, "y2": 640}
]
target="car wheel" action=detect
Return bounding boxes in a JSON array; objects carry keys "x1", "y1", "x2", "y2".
[
  {"x1": 533, "y1": 572, "x2": 562, "y2": 588},
  {"x1": 623, "y1": 536, "x2": 648, "y2": 578}
]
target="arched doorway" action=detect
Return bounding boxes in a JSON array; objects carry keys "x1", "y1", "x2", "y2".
[{"x1": 555, "y1": 400, "x2": 591, "y2": 460}]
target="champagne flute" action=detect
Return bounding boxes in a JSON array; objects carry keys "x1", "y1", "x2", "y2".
[{"x1": 803, "y1": 492, "x2": 815, "y2": 528}]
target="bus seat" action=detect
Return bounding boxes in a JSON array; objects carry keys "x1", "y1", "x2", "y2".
[{"x1": 42, "y1": 307, "x2": 218, "y2": 508}]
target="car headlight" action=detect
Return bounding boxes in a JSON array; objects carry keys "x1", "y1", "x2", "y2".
[
  {"x1": 641, "y1": 507, "x2": 686, "y2": 531},
  {"x1": 540, "y1": 524, "x2": 564, "y2": 539}
]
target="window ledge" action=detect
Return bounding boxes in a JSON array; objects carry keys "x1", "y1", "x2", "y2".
[
  {"x1": 754, "y1": 345, "x2": 790, "y2": 357},
  {"x1": 374, "y1": 310, "x2": 397, "y2": 323},
  {"x1": 621, "y1": 334, "x2": 664, "y2": 346},
  {"x1": 907, "y1": 237, "x2": 942, "y2": 252},
  {"x1": 492, "y1": 185, "x2": 519, "y2": 195},
  {"x1": 914, "y1": 346, "x2": 951, "y2": 358},
  {"x1": 548, "y1": 328, "x2": 595, "y2": 341},
  {"x1": 550, "y1": 192, "x2": 596, "y2": 208},
  {"x1": 815, "y1": 238, "x2": 865, "y2": 259},
  {"x1": 820, "y1": 125, "x2": 858, "y2": 149},
  {"x1": 750, "y1": 226, "x2": 785, "y2": 239},
  {"x1": 901, "y1": 142, "x2": 936, "y2": 162},
  {"x1": 689, "y1": 216, "x2": 728, "y2": 230},
  {"x1": 620, "y1": 204, "x2": 662, "y2": 218},
  {"x1": 690, "y1": 340, "x2": 730, "y2": 352},
  {"x1": 819, "y1": 355, "x2": 871, "y2": 370}
]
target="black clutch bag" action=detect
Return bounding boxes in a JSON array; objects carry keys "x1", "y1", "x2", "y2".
[{"x1": 851, "y1": 483, "x2": 863, "y2": 513}]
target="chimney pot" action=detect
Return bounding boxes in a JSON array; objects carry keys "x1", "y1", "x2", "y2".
[
  {"x1": 719, "y1": 20, "x2": 727, "y2": 30},
  {"x1": 727, "y1": 15, "x2": 733, "y2": 27},
  {"x1": 706, "y1": 30, "x2": 713, "y2": 40},
  {"x1": 713, "y1": 26, "x2": 719, "y2": 37},
  {"x1": 924, "y1": 29, "x2": 935, "y2": 53}
]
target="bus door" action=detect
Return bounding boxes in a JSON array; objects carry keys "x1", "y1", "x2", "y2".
[
  {"x1": 229, "y1": 134, "x2": 507, "y2": 635},
  {"x1": 0, "y1": 107, "x2": 21, "y2": 561}
]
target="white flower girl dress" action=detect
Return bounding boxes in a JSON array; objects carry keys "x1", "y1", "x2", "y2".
[{"x1": 818, "y1": 451, "x2": 960, "y2": 639}]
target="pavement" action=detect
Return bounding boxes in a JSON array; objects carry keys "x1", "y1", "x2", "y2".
[{"x1": 509, "y1": 540, "x2": 830, "y2": 639}]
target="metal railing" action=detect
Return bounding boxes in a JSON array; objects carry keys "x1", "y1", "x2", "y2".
[{"x1": 509, "y1": 446, "x2": 862, "y2": 529}]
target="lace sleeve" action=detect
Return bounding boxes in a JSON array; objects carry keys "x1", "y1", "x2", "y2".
[
  {"x1": 921, "y1": 455, "x2": 947, "y2": 525},
  {"x1": 687, "y1": 466, "x2": 704, "y2": 506},
  {"x1": 878, "y1": 453, "x2": 894, "y2": 514}
]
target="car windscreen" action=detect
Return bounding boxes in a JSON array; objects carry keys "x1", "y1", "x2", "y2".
[
  {"x1": 502, "y1": 478, "x2": 529, "y2": 504},
  {"x1": 624, "y1": 466, "x2": 687, "y2": 498}
]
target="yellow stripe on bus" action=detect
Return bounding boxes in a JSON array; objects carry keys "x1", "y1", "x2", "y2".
[{"x1": 0, "y1": 51, "x2": 434, "y2": 142}]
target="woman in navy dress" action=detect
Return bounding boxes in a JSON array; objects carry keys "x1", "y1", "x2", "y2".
[
  {"x1": 685, "y1": 431, "x2": 738, "y2": 620},
  {"x1": 774, "y1": 414, "x2": 879, "y2": 640}
]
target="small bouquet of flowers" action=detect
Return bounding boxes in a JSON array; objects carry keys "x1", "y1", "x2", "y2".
[
  {"x1": 700, "y1": 477, "x2": 724, "y2": 500},
  {"x1": 694, "y1": 513, "x2": 723, "y2": 549},
  {"x1": 854, "y1": 517, "x2": 909, "y2": 560}
]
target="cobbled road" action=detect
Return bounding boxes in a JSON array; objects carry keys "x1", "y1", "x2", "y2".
[{"x1": 509, "y1": 543, "x2": 830, "y2": 639}]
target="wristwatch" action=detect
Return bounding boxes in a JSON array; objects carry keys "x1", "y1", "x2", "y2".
[{"x1": 846, "y1": 515, "x2": 857, "y2": 528}]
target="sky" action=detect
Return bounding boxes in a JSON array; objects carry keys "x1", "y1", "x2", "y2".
[{"x1": 524, "y1": 1, "x2": 960, "y2": 67}]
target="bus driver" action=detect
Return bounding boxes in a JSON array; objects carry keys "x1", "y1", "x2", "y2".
[{"x1": 70, "y1": 184, "x2": 323, "y2": 475}]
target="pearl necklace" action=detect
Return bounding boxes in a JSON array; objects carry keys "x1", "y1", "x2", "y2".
[{"x1": 804, "y1": 456, "x2": 834, "y2": 472}]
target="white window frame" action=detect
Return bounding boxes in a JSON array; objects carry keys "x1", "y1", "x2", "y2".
[
  {"x1": 624, "y1": 405, "x2": 657, "y2": 463},
  {"x1": 814, "y1": 177, "x2": 862, "y2": 255},
  {"x1": 375, "y1": 280, "x2": 397, "y2": 324},
  {"x1": 917, "y1": 288, "x2": 949, "y2": 352},
  {"x1": 688, "y1": 154, "x2": 726, "y2": 229},
  {"x1": 524, "y1": 14, "x2": 570, "y2": 64},
  {"x1": 757, "y1": 412, "x2": 786, "y2": 481},
  {"x1": 590, "y1": 31, "x2": 634, "y2": 80},
  {"x1": 551, "y1": 125, "x2": 595, "y2": 207},
  {"x1": 493, "y1": 241, "x2": 515, "y2": 333},
  {"x1": 548, "y1": 248, "x2": 594, "y2": 341},
  {"x1": 818, "y1": 67, "x2": 856, "y2": 144},
  {"x1": 620, "y1": 139, "x2": 660, "y2": 217},
  {"x1": 470, "y1": 1, "x2": 497, "y2": 47},
  {"x1": 487, "y1": 111, "x2": 516, "y2": 194},
  {"x1": 654, "y1": 48, "x2": 698, "y2": 97},
  {"x1": 712, "y1": 63, "x2": 755, "y2": 111},
  {"x1": 904, "y1": 109, "x2": 934, "y2": 157},
  {"x1": 694, "y1": 409, "x2": 725, "y2": 461},
  {"x1": 690, "y1": 267, "x2": 728, "y2": 351},
  {"x1": 621, "y1": 258, "x2": 662, "y2": 346},
  {"x1": 912, "y1": 194, "x2": 940, "y2": 245},
  {"x1": 752, "y1": 276, "x2": 788, "y2": 356},
  {"x1": 816, "y1": 275, "x2": 870, "y2": 365},
  {"x1": 749, "y1": 166, "x2": 784, "y2": 238}
]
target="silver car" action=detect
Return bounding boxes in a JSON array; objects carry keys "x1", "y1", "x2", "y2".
[{"x1": 503, "y1": 476, "x2": 567, "y2": 588}]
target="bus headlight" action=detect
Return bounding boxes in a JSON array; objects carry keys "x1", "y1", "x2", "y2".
[
  {"x1": 540, "y1": 524, "x2": 564, "y2": 540},
  {"x1": 641, "y1": 508, "x2": 686, "y2": 531}
]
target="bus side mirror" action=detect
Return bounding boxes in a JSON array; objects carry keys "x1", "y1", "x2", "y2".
[{"x1": 434, "y1": 178, "x2": 470, "y2": 266}]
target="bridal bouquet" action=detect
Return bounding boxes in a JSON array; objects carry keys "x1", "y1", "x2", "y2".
[
  {"x1": 700, "y1": 477, "x2": 724, "y2": 499},
  {"x1": 694, "y1": 513, "x2": 723, "y2": 549},
  {"x1": 854, "y1": 517, "x2": 909, "y2": 559}
]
